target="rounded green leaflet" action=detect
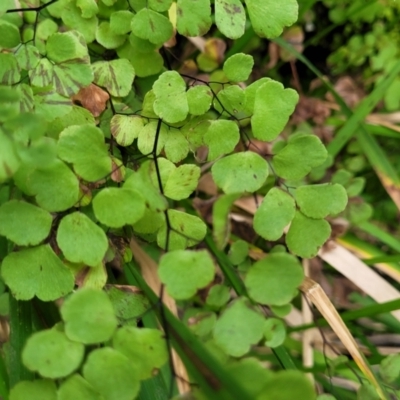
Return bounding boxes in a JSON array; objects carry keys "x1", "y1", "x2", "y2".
[
  {"x1": 380, "y1": 354, "x2": 400, "y2": 383},
  {"x1": 22, "y1": 329, "x2": 84, "y2": 379},
  {"x1": 164, "y1": 164, "x2": 200, "y2": 200},
  {"x1": 223, "y1": 53, "x2": 254, "y2": 82},
  {"x1": 176, "y1": 0, "x2": 212, "y2": 37},
  {"x1": 61, "y1": 288, "x2": 118, "y2": 344},
  {"x1": 213, "y1": 193, "x2": 241, "y2": 249},
  {"x1": 1, "y1": 244, "x2": 75, "y2": 301},
  {"x1": 243, "y1": 77, "x2": 271, "y2": 114},
  {"x1": 53, "y1": 63, "x2": 94, "y2": 97},
  {"x1": 83, "y1": 347, "x2": 140, "y2": 400},
  {"x1": 75, "y1": 0, "x2": 99, "y2": 18},
  {"x1": 153, "y1": 71, "x2": 189, "y2": 123},
  {"x1": 270, "y1": 304, "x2": 292, "y2": 318},
  {"x1": 273, "y1": 133, "x2": 328, "y2": 180},
  {"x1": 9, "y1": 380, "x2": 57, "y2": 400},
  {"x1": 164, "y1": 128, "x2": 189, "y2": 163},
  {"x1": 131, "y1": 8, "x2": 173, "y2": 45},
  {"x1": 347, "y1": 202, "x2": 373, "y2": 224},
  {"x1": 228, "y1": 240, "x2": 249, "y2": 265},
  {"x1": 185, "y1": 310, "x2": 216, "y2": 337},
  {"x1": 96, "y1": 21, "x2": 126, "y2": 49},
  {"x1": 58, "y1": 374, "x2": 102, "y2": 400},
  {"x1": 0, "y1": 130, "x2": 20, "y2": 182},
  {"x1": 159, "y1": 250, "x2": 215, "y2": 299},
  {"x1": 245, "y1": 0, "x2": 298, "y2": 39},
  {"x1": 215, "y1": 0, "x2": 245, "y2": 39},
  {"x1": 148, "y1": 0, "x2": 173, "y2": 11},
  {"x1": 110, "y1": 10, "x2": 134, "y2": 35},
  {"x1": 16, "y1": 44, "x2": 41, "y2": 71},
  {"x1": 57, "y1": 124, "x2": 112, "y2": 182},
  {"x1": 157, "y1": 209, "x2": 207, "y2": 250},
  {"x1": 46, "y1": 31, "x2": 88, "y2": 63},
  {"x1": 263, "y1": 318, "x2": 286, "y2": 348},
  {"x1": 28, "y1": 159, "x2": 80, "y2": 212},
  {"x1": 56, "y1": 212, "x2": 108, "y2": 267},
  {"x1": 213, "y1": 85, "x2": 245, "y2": 117},
  {"x1": 92, "y1": 187, "x2": 146, "y2": 228},
  {"x1": 213, "y1": 298, "x2": 265, "y2": 357},
  {"x1": 286, "y1": 211, "x2": 331, "y2": 258},
  {"x1": 110, "y1": 114, "x2": 143, "y2": 146},
  {"x1": 187, "y1": 85, "x2": 212, "y2": 115},
  {"x1": 206, "y1": 284, "x2": 230, "y2": 308},
  {"x1": 256, "y1": 370, "x2": 316, "y2": 400},
  {"x1": 253, "y1": 188, "x2": 296, "y2": 241},
  {"x1": 138, "y1": 120, "x2": 168, "y2": 155},
  {"x1": 295, "y1": 183, "x2": 348, "y2": 219},
  {"x1": 0, "y1": 200, "x2": 52, "y2": 246},
  {"x1": 0, "y1": 53, "x2": 21, "y2": 85},
  {"x1": 212, "y1": 152, "x2": 269, "y2": 194},
  {"x1": 113, "y1": 326, "x2": 168, "y2": 379},
  {"x1": 204, "y1": 119, "x2": 240, "y2": 161},
  {"x1": 245, "y1": 252, "x2": 304, "y2": 306},
  {"x1": 0, "y1": 19, "x2": 20, "y2": 48},
  {"x1": 92, "y1": 59, "x2": 135, "y2": 97},
  {"x1": 251, "y1": 80, "x2": 299, "y2": 142}
]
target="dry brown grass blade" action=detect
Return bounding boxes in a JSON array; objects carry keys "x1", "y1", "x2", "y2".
[
  {"x1": 319, "y1": 241, "x2": 400, "y2": 321},
  {"x1": 129, "y1": 239, "x2": 190, "y2": 394},
  {"x1": 301, "y1": 277, "x2": 387, "y2": 399}
]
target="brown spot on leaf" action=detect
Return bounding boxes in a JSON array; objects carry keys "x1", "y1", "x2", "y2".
[{"x1": 72, "y1": 84, "x2": 110, "y2": 117}]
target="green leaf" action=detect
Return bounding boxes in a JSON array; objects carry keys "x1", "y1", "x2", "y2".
[
  {"x1": 228, "y1": 240, "x2": 249, "y2": 265},
  {"x1": 57, "y1": 212, "x2": 108, "y2": 267},
  {"x1": 206, "y1": 284, "x2": 230, "y2": 308},
  {"x1": 273, "y1": 133, "x2": 328, "y2": 180},
  {"x1": 131, "y1": 8, "x2": 173, "y2": 45},
  {"x1": 28, "y1": 159, "x2": 80, "y2": 212},
  {"x1": 187, "y1": 85, "x2": 213, "y2": 116},
  {"x1": 113, "y1": 327, "x2": 168, "y2": 379},
  {"x1": 22, "y1": 330, "x2": 84, "y2": 379},
  {"x1": 93, "y1": 187, "x2": 146, "y2": 228},
  {"x1": 295, "y1": 183, "x2": 348, "y2": 219},
  {"x1": 0, "y1": 53, "x2": 20, "y2": 85},
  {"x1": 0, "y1": 20, "x2": 20, "y2": 48},
  {"x1": 223, "y1": 53, "x2": 254, "y2": 82},
  {"x1": 148, "y1": 0, "x2": 173, "y2": 11},
  {"x1": 137, "y1": 120, "x2": 168, "y2": 155},
  {"x1": 9, "y1": 380, "x2": 57, "y2": 400},
  {"x1": 243, "y1": 78, "x2": 271, "y2": 114},
  {"x1": 76, "y1": 0, "x2": 99, "y2": 18},
  {"x1": 61, "y1": 288, "x2": 118, "y2": 344},
  {"x1": 52, "y1": 63, "x2": 93, "y2": 97},
  {"x1": 83, "y1": 347, "x2": 140, "y2": 400},
  {"x1": 157, "y1": 209, "x2": 207, "y2": 250},
  {"x1": 163, "y1": 164, "x2": 200, "y2": 200},
  {"x1": 57, "y1": 124, "x2": 112, "y2": 182},
  {"x1": 286, "y1": 211, "x2": 331, "y2": 258},
  {"x1": 245, "y1": 0, "x2": 298, "y2": 38},
  {"x1": 257, "y1": 371, "x2": 315, "y2": 400},
  {"x1": 213, "y1": 85, "x2": 245, "y2": 117},
  {"x1": 215, "y1": 0, "x2": 246, "y2": 39},
  {"x1": 0, "y1": 130, "x2": 20, "y2": 182},
  {"x1": 380, "y1": 354, "x2": 400, "y2": 384},
  {"x1": 92, "y1": 59, "x2": 135, "y2": 97},
  {"x1": 1, "y1": 244, "x2": 75, "y2": 301},
  {"x1": 153, "y1": 71, "x2": 189, "y2": 123},
  {"x1": 176, "y1": 0, "x2": 212, "y2": 37},
  {"x1": 263, "y1": 318, "x2": 286, "y2": 348},
  {"x1": 213, "y1": 298, "x2": 265, "y2": 357},
  {"x1": 16, "y1": 44, "x2": 41, "y2": 71},
  {"x1": 58, "y1": 374, "x2": 102, "y2": 400},
  {"x1": 110, "y1": 10, "x2": 134, "y2": 35},
  {"x1": 254, "y1": 188, "x2": 296, "y2": 241},
  {"x1": 46, "y1": 31, "x2": 88, "y2": 63},
  {"x1": 0, "y1": 200, "x2": 52, "y2": 246},
  {"x1": 245, "y1": 252, "x2": 303, "y2": 306},
  {"x1": 251, "y1": 81, "x2": 299, "y2": 141},
  {"x1": 212, "y1": 152, "x2": 268, "y2": 194},
  {"x1": 29, "y1": 58, "x2": 53, "y2": 88},
  {"x1": 124, "y1": 161, "x2": 168, "y2": 212},
  {"x1": 110, "y1": 114, "x2": 143, "y2": 146},
  {"x1": 96, "y1": 21, "x2": 126, "y2": 49},
  {"x1": 164, "y1": 128, "x2": 190, "y2": 163},
  {"x1": 204, "y1": 119, "x2": 240, "y2": 161},
  {"x1": 158, "y1": 250, "x2": 215, "y2": 299},
  {"x1": 213, "y1": 193, "x2": 241, "y2": 249}
]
